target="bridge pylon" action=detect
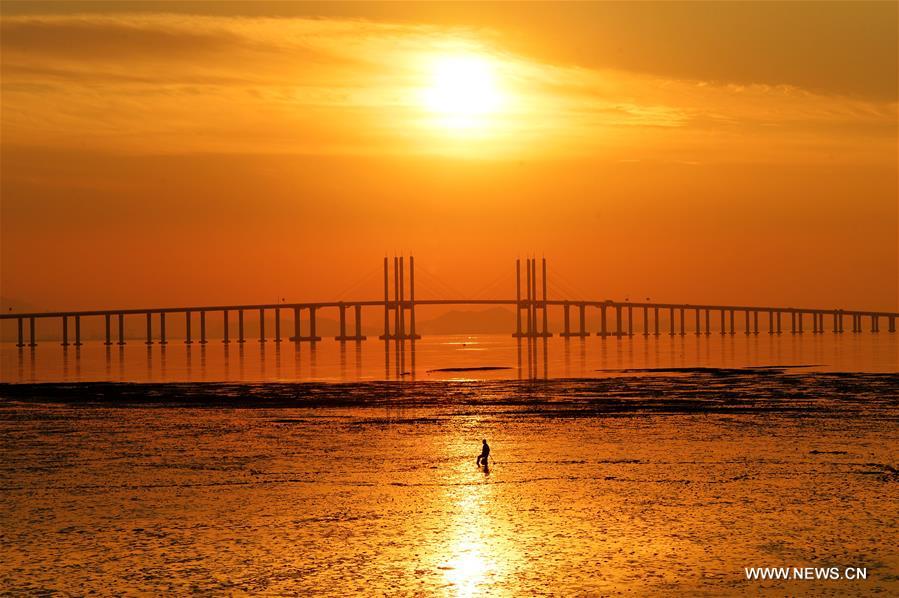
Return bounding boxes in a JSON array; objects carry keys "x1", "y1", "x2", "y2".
[
  {"x1": 514, "y1": 256, "x2": 552, "y2": 338},
  {"x1": 379, "y1": 254, "x2": 420, "y2": 341}
]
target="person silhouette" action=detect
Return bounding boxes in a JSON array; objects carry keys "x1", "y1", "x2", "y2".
[{"x1": 476, "y1": 439, "x2": 490, "y2": 467}]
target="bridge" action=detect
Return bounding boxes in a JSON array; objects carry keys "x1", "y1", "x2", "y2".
[{"x1": 2, "y1": 257, "x2": 897, "y2": 347}]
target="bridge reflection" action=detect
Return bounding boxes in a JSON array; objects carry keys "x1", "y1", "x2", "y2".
[{"x1": 5, "y1": 330, "x2": 899, "y2": 384}]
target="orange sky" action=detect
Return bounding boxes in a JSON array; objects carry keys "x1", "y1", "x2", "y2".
[{"x1": 1, "y1": 1, "x2": 897, "y2": 313}]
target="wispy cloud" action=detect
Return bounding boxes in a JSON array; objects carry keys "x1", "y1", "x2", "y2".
[{"x1": 1, "y1": 14, "x2": 894, "y2": 161}]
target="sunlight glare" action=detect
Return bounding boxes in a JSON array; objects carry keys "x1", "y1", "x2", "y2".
[
  {"x1": 443, "y1": 542, "x2": 488, "y2": 597},
  {"x1": 422, "y1": 54, "x2": 503, "y2": 130}
]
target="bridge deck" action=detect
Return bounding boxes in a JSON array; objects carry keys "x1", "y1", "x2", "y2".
[
  {"x1": 2, "y1": 299, "x2": 897, "y2": 320},
  {"x1": 5, "y1": 256, "x2": 894, "y2": 345}
]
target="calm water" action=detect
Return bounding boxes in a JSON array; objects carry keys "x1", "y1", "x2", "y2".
[
  {"x1": 1, "y1": 333, "x2": 897, "y2": 383},
  {"x1": 2, "y1": 334, "x2": 897, "y2": 595}
]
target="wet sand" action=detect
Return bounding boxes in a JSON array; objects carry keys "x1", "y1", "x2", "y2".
[{"x1": 1, "y1": 373, "x2": 898, "y2": 595}]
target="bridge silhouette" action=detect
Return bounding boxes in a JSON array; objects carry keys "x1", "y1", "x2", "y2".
[{"x1": 3, "y1": 256, "x2": 897, "y2": 347}]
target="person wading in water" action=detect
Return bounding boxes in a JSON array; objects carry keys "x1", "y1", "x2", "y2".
[{"x1": 476, "y1": 439, "x2": 490, "y2": 467}]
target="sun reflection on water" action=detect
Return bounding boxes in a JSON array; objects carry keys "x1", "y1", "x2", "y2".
[
  {"x1": 440, "y1": 490, "x2": 494, "y2": 596},
  {"x1": 443, "y1": 540, "x2": 489, "y2": 597},
  {"x1": 429, "y1": 438, "x2": 516, "y2": 597}
]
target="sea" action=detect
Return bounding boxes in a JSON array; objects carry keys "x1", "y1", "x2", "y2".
[{"x1": 1, "y1": 333, "x2": 897, "y2": 595}]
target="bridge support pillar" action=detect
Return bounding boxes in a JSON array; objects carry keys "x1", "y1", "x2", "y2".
[
  {"x1": 872, "y1": 315, "x2": 878, "y2": 333},
  {"x1": 541, "y1": 257, "x2": 550, "y2": 338},
  {"x1": 238, "y1": 310, "x2": 245, "y2": 343},
  {"x1": 559, "y1": 301, "x2": 586, "y2": 337},
  {"x1": 600, "y1": 305, "x2": 608, "y2": 337},
  {"x1": 293, "y1": 307, "x2": 300, "y2": 343},
  {"x1": 17, "y1": 318, "x2": 25, "y2": 348},
  {"x1": 384, "y1": 256, "x2": 391, "y2": 340},
  {"x1": 744, "y1": 310, "x2": 750, "y2": 335},
  {"x1": 354, "y1": 305, "x2": 366, "y2": 340},
  {"x1": 615, "y1": 305, "x2": 623, "y2": 337},
  {"x1": 642, "y1": 306, "x2": 649, "y2": 336},
  {"x1": 399, "y1": 257, "x2": 405, "y2": 340},
  {"x1": 160, "y1": 312, "x2": 167, "y2": 345},
  {"x1": 337, "y1": 303, "x2": 348, "y2": 341},
  {"x1": 798, "y1": 312, "x2": 803, "y2": 334},
  {"x1": 580, "y1": 304, "x2": 587, "y2": 336},
  {"x1": 695, "y1": 308, "x2": 701, "y2": 335},
  {"x1": 185, "y1": 311, "x2": 192, "y2": 344},
  {"x1": 104, "y1": 314, "x2": 112, "y2": 346},
  {"x1": 62, "y1": 316, "x2": 69, "y2": 346},
  {"x1": 274, "y1": 308, "x2": 281, "y2": 343},
  {"x1": 145, "y1": 313, "x2": 153, "y2": 345},
  {"x1": 409, "y1": 256, "x2": 417, "y2": 340},
  {"x1": 200, "y1": 311, "x2": 208, "y2": 344},
  {"x1": 309, "y1": 307, "x2": 320, "y2": 341},
  {"x1": 74, "y1": 316, "x2": 81, "y2": 346},
  {"x1": 627, "y1": 305, "x2": 633, "y2": 336},
  {"x1": 532, "y1": 261, "x2": 539, "y2": 337},
  {"x1": 223, "y1": 310, "x2": 230, "y2": 343},
  {"x1": 679, "y1": 308, "x2": 685, "y2": 336},
  {"x1": 357, "y1": 305, "x2": 366, "y2": 340},
  {"x1": 29, "y1": 317, "x2": 36, "y2": 347},
  {"x1": 753, "y1": 311, "x2": 759, "y2": 335},
  {"x1": 528, "y1": 259, "x2": 535, "y2": 337},
  {"x1": 394, "y1": 257, "x2": 401, "y2": 340},
  {"x1": 729, "y1": 310, "x2": 735, "y2": 334},
  {"x1": 889, "y1": 316, "x2": 896, "y2": 333},
  {"x1": 719, "y1": 309, "x2": 725, "y2": 335},
  {"x1": 259, "y1": 308, "x2": 265, "y2": 343},
  {"x1": 668, "y1": 307, "x2": 675, "y2": 336},
  {"x1": 704, "y1": 310, "x2": 710, "y2": 336},
  {"x1": 768, "y1": 311, "x2": 773, "y2": 334},
  {"x1": 776, "y1": 312, "x2": 782, "y2": 334},
  {"x1": 514, "y1": 259, "x2": 522, "y2": 337},
  {"x1": 118, "y1": 314, "x2": 125, "y2": 345},
  {"x1": 653, "y1": 307, "x2": 659, "y2": 336}
]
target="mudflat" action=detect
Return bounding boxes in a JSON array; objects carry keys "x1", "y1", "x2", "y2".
[{"x1": 2, "y1": 373, "x2": 897, "y2": 595}]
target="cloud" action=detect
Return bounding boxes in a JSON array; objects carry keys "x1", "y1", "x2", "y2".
[
  {"x1": 1, "y1": 17, "x2": 244, "y2": 60},
  {"x1": 0, "y1": 13, "x2": 894, "y2": 162},
  {"x1": 9, "y1": 2, "x2": 890, "y2": 100}
]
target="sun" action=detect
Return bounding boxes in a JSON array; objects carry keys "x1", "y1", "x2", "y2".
[{"x1": 421, "y1": 54, "x2": 503, "y2": 130}]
